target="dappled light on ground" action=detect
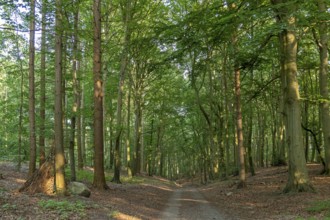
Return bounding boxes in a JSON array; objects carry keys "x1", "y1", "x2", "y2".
[
  {"x1": 1, "y1": 162, "x2": 330, "y2": 219},
  {"x1": 113, "y1": 211, "x2": 142, "y2": 220},
  {"x1": 14, "y1": 178, "x2": 25, "y2": 184}
]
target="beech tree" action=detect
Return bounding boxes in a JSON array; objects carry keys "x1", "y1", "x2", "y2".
[
  {"x1": 314, "y1": 0, "x2": 330, "y2": 174},
  {"x1": 1, "y1": 0, "x2": 329, "y2": 195},
  {"x1": 271, "y1": 0, "x2": 314, "y2": 193},
  {"x1": 112, "y1": 0, "x2": 133, "y2": 183}
]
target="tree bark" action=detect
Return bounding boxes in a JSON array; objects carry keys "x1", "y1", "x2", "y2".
[
  {"x1": 271, "y1": 0, "x2": 313, "y2": 193},
  {"x1": 315, "y1": 0, "x2": 330, "y2": 174},
  {"x1": 68, "y1": 1, "x2": 80, "y2": 182},
  {"x1": 28, "y1": 0, "x2": 37, "y2": 178},
  {"x1": 235, "y1": 66, "x2": 246, "y2": 188},
  {"x1": 112, "y1": 0, "x2": 132, "y2": 183},
  {"x1": 92, "y1": 0, "x2": 108, "y2": 190},
  {"x1": 54, "y1": 0, "x2": 66, "y2": 195},
  {"x1": 134, "y1": 94, "x2": 143, "y2": 175},
  {"x1": 39, "y1": 0, "x2": 47, "y2": 167},
  {"x1": 126, "y1": 85, "x2": 132, "y2": 177},
  {"x1": 228, "y1": 1, "x2": 246, "y2": 188},
  {"x1": 77, "y1": 72, "x2": 84, "y2": 170}
]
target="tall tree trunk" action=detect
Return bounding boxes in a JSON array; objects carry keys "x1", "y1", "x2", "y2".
[
  {"x1": 271, "y1": 0, "x2": 313, "y2": 193},
  {"x1": 235, "y1": 66, "x2": 246, "y2": 188},
  {"x1": 258, "y1": 113, "x2": 265, "y2": 167},
  {"x1": 39, "y1": 0, "x2": 47, "y2": 167},
  {"x1": 126, "y1": 85, "x2": 132, "y2": 177},
  {"x1": 77, "y1": 71, "x2": 84, "y2": 170},
  {"x1": 246, "y1": 109, "x2": 255, "y2": 175},
  {"x1": 92, "y1": 0, "x2": 108, "y2": 190},
  {"x1": 108, "y1": 98, "x2": 114, "y2": 170},
  {"x1": 54, "y1": 0, "x2": 66, "y2": 195},
  {"x1": 315, "y1": 0, "x2": 330, "y2": 174},
  {"x1": 222, "y1": 48, "x2": 230, "y2": 179},
  {"x1": 134, "y1": 94, "x2": 142, "y2": 175},
  {"x1": 112, "y1": 0, "x2": 132, "y2": 183},
  {"x1": 14, "y1": 24, "x2": 25, "y2": 170},
  {"x1": 229, "y1": 2, "x2": 246, "y2": 188},
  {"x1": 77, "y1": 79, "x2": 83, "y2": 170},
  {"x1": 28, "y1": 0, "x2": 37, "y2": 178},
  {"x1": 68, "y1": 1, "x2": 80, "y2": 182}
]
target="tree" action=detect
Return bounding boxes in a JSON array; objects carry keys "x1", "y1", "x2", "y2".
[
  {"x1": 314, "y1": 0, "x2": 330, "y2": 174},
  {"x1": 39, "y1": 0, "x2": 47, "y2": 167},
  {"x1": 54, "y1": 0, "x2": 67, "y2": 195},
  {"x1": 271, "y1": 0, "x2": 314, "y2": 193},
  {"x1": 228, "y1": 1, "x2": 246, "y2": 188},
  {"x1": 92, "y1": 0, "x2": 109, "y2": 190},
  {"x1": 68, "y1": 0, "x2": 81, "y2": 182},
  {"x1": 112, "y1": 0, "x2": 132, "y2": 183},
  {"x1": 28, "y1": 0, "x2": 37, "y2": 178}
]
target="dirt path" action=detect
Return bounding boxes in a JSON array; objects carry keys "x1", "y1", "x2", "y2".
[{"x1": 161, "y1": 187, "x2": 226, "y2": 220}]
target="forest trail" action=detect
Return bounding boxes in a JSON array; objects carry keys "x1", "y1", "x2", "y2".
[{"x1": 161, "y1": 186, "x2": 225, "y2": 220}]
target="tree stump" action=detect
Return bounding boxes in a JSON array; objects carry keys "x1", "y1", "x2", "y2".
[{"x1": 19, "y1": 149, "x2": 55, "y2": 195}]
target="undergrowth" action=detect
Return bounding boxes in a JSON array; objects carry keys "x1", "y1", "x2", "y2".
[
  {"x1": 298, "y1": 200, "x2": 330, "y2": 220},
  {"x1": 38, "y1": 199, "x2": 86, "y2": 219}
]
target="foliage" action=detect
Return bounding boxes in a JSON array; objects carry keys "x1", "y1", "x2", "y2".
[{"x1": 0, "y1": 0, "x2": 328, "y2": 186}]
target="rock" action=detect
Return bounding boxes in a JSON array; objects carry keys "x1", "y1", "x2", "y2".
[
  {"x1": 68, "y1": 182, "x2": 91, "y2": 198},
  {"x1": 226, "y1": 192, "x2": 233, "y2": 196}
]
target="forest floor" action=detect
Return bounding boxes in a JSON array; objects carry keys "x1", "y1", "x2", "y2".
[{"x1": 0, "y1": 162, "x2": 330, "y2": 220}]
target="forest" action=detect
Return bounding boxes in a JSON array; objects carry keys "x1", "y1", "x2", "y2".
[{"x1": 0, "y1": 0, "x2": 330, "y2": 219}]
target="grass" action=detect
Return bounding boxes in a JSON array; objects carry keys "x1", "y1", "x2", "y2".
[
  {"x1": 38, "y1": 199, "x2": 86, "y2": 219},
  {"x1": 109, "y1": 210, "x2": 120, "y2": 218},
  {"x1": 65, "y1": 168, "x2": 113, "y2": 183},
  {"x1": 2, "y1": 203, "x2": 17, "y2": 211},
  {"x1": 121, "y1": 176, "x2": 145, "y2": 184},
  {"x1": 303, "y1": 200, "x2": 330, "y2": 219}
]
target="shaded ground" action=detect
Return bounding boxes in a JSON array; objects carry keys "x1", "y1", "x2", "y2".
[
  {"x1": 200, "y1": 164, "x2": 330, "y2": 220},
  {"x1": 0, "y1": 162, "x2": 329, "y2": 219}
]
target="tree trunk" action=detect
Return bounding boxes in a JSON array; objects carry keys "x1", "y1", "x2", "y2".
[
  {"x1": 222, "y1": 48, "x2": 230, "y2": 179},
  {"x1": 112, "y1": 0, "x2": 132, "y2": 183},
  {"x1": 316, "y1": 0, "x2": 330, "y2": 174},
  {"x1": 28, "y1": 0, "x2": 37, "y2": 178},
  {"x1": 272, "y1": 0, "x2": 314, "y2": 193},
  {"x1": 77, "y1": 74, "x2": 83, "y2": 170},
  {"x1": 228, "y1": 1, "x2": 246, "y2": 188},
  {"x1": 14, "y1": 22, "x2": 26, "y2": 170},
  {"x1": 92, "y1": 0, "x2": 108, "y2": 190},
  {"x1": 126, "y1": 86, "x2": 132, "y2": 177},
  {"x1": 134, "y1": 96, "x2": 142, "y2": 175},
  {"x1": 235, "y1": 67, "x2": 246, "y2": 188},
  {"x1": 54, "y1": 0, "x2": 66, "y2": 195},
  {"x1": 39, "y1": 0, "x2": 47, "y2": 167},
  {"x1": 247, "y1": 109, "x2": 255, "y2": 175},
  {"x1": 68, "y1": 3, "x2": 80, "y2": 182}
]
